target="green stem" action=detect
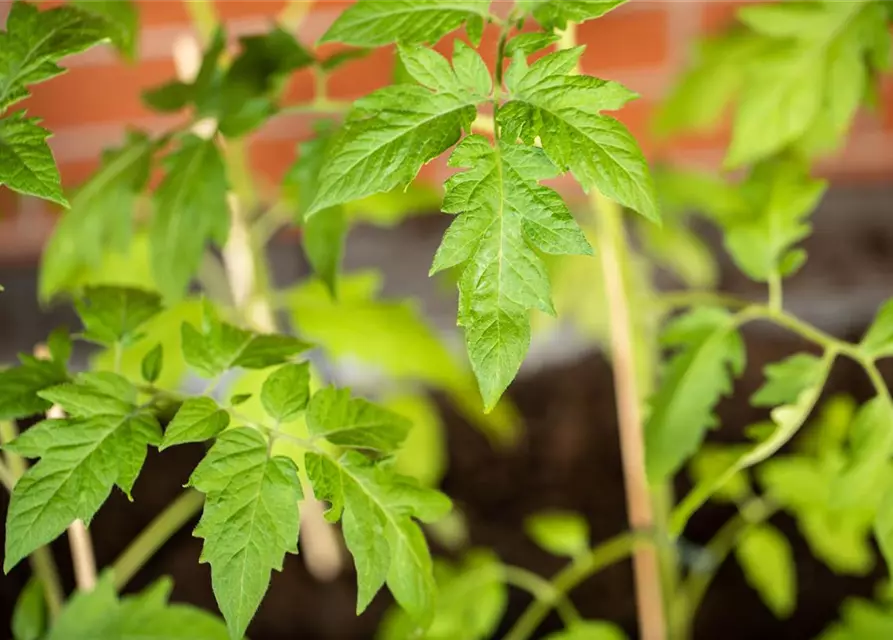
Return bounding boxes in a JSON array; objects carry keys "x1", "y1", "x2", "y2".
[
  {"x1": 504, "y1": 532, "x2": 647, "y2": 640},
  {"x1": 0, "y1": 457, "x2": 15, "y2": 491},
  {"x1": 1, "y1": 421, "x2": 64, "y2": 618},
  {"x1": 111, "y1": 490, "x2": 205, "y2": 590},
  {"x1": 501, "y1": 565, "x2": 581, "y2": 626},
  {"x1": 767, "y1": 271, "x2": 783, "y2": 313}
]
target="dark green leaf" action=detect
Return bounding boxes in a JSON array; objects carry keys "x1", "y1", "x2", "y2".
[
  {"x1": 0, "y1": 113, "x2": 66, "y2": 205},
  {"x1": 160, "y1": 397, "x2": 230, "y2": 449},
  {"x1": 261, "y1": 363, "x2": 310, "y2": 423},
  {"x1": 70, "y1": 0, "x2": 139, "y2": 60},
  {"x1": 229, "y1": 393, "x2": 252, "y2": 407},
  {"x1": 150, "y1": 135, "x2": 229, "y2": 298},
  {"x1": 0, "y1": 358, "x2": 68, "y2": 420},
  {"x1": 75, "y1": 286, "x2": 163, "y2": 346},
  {"x1": 320, "y1": 0, "x2": 490, "y2": 47},
  {"x1": 307, "y1": 387, "x2": 410, "y2": 453},
  {"x1": 189, "y1": 428, "x2": 302, "y2": 639},
  {"x1": 12, "y1": 578, "x2": 46, "y2": 640}
]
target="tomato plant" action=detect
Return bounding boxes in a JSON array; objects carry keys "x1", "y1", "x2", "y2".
[{"x1": 0, "y1": 0, "x2": 892, "y2": 638}]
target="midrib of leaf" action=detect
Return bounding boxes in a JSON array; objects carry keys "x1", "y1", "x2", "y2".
[
  {"x1": 0, "y1": 123, "x2": 53, "y2": 189},
  {"x1": 334, "y1": 2, "x2": 487, "y2": 31},
  {"x1": 157, "y1": 139, "x2": 215, "y2": 254}
]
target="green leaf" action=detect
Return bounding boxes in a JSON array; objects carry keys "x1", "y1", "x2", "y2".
[
  {"x1": 861, "y1": 300, "x2": 893, "y2": 359},
  {"x1": 12, "y1": 578, "x2": 46, "y2": 640},
  {"x1": 431, "y1": 135, "x2": 592, "y2": 410},
  {"x1": 736, "y1": 523, "x2": 796, "y2": 618},
  {"x1": 189, "y1": 428, "x2": 302, "y2": 639},
  {"x1": 752, "y1": 353, "x2": 825, "y2": 408},
  {"x1": 0, "y1": 357, "x2": 68, "y2": 420},
  {"x1": 875, "y1": 483, "x2": 893, "y2": 579},
  {"x1": 261, "y1": 363, "x2": 311, "y2": 423},
  {"x1": 39, "y1": 131, "x2": 156, "y2": 301},
  {"x1": 543, "y1": 621, "x2": 626, "y2": 640},
  {"x1": 0, "y1": 2, "x2": 117, "y2": 110},
  {"x1": 721, "y1": 160, "x2": 826, "y2": 282},
  {"x1": 832, "y1": 397, "x2": 893, "y2": 507},
  {"x1": 505, "y1": 32, "x2": 560, "y2": 57},
  {"x1": 818, "y1": 598, "x2": 893, "y2": 640},
  {"x1": 4, "y1": 374, "x2": 160, "y2": 572},
  {"x1": 520, "y1": 0, "x2": 628, "y2": 30},
  {"x1": 70, "y1": 0, "x2": 139, "y2": 60},
  {"x1": 47, "y1": 327, "x2": 72, "y2": 365},
  {"x1": 499, "y1": 48, "x2": 659, "y2": 222},
  {"x1": 150, "y1": 135, "x2": 230, "y2": 299},
  {"x1": 306, "y1": 451, "x2": 450, "y2": 617},
  {"x1": 645, "y1": 308, "x2": 745, "y2": 481},
  {"x1": 141, "y1": 343, "x2": 163, "y2": 383},
  {"x1": 181, "y1": 305, "x2": 311, "y2": 378},
  {"x1": 319, "y1": 0, "x2": 490, "y2": 47},
  {"x1": 75, "y1": 285, "x2": 163, "y2": 347},
  {"x1": 45, "y1": 574, "x2": 230, "y2": 640},
  {"x1": 160, "y1": 396, "x2": 230, "y2": 449},
  {"x1": 524, "y1": 511, "x2": 590, "y2": 557},
  {"x1": 635, "y1": 213, "x2": 718, "y2": 289},
  {"x1": 387, "y1": 394, "x2": 447, "y2": 488},
  {"x1": 307, "y1": 45, "x2": 484, "y2": 217},
  {"x1": 0, "y1": 113, "x2": 65, "y2": 205},
  {"x1": 688, "y1": 445, "x2": 750, "y2": 504},
  {"x1": 307, "y1": 387, "x2": 410, "y2": 453}
]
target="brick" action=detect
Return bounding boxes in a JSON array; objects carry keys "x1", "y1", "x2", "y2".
[
  {"x1": 883, "y1": 78, "x2": 893, "y2": 133},
  {"x1": 579, "y1": 7, "x2": 668, "y2": 75},
  {"x1": 700, "y1": 1, "x2": 752, "y2": 33},
  {"x1": 135, "y1": 1, "x2": 288, "y2": 27},
  {"x1": 326, "y1": 45, "x2": 393, "y2": 99},
  {"x1": 21, "y1": 59, "x2": 178, "y2": 129}
]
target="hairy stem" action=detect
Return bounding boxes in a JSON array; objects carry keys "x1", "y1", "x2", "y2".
[
  {"x1": 504, "y1": 532, "x2": 648, "y2": 640},
  {"x1": 0, "y1": 421, "x2": 64, "y2": 617},
  {"x1": 112, "y1": 490, "x2": 205, "y2": 589}
]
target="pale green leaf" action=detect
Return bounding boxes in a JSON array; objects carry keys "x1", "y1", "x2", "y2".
[
  {"x1": 39, "y1": 131, "x2": 156, "y2": 301},
  {"x1": 150, "y1": 135, "x2": 230, "y2": 299},
  {"x1": 499, "y1": 48, "x2": 658, "y2": 222},
  {"x1": 71, "y1": 0, "x2": 139, "y2": 60},
  {"x1": 861, "y1": 300, "x2": 893, "y2": 359},
  {"x1": 141, "y1": 343, "x2": 163, "y2": 383},
  {"x1": 75, "y1": 285, "x2": 162, "y2": 346},
  {"x1": 875, "y1": 483, "x2": 893, "y2": 578},
  {"x1": 818, "y1": 598, "x2": 893, "y2": 640},
  {"x1": 635, "y1": 214, "x2": 717, "y2": 289},
  {"x1": 307, "y1": 387, "x2": 410, "y2": 453},
  {"x1": 689, "y1": 445, "x2": 750, "y2": 504},
  {"x1": 0, "y1": 113, "x2": 65, "y2": 205},
  {"x1": 387, "y1": 394, "x2": 447, "y2": 487},
  {"x1": 832, "y1": 398, "x2": 893, "y2": 507},
  {"x1": 505, "y1": 32, "x2": 560, "y2": 58},
  {"x1": 261, "y1": 363, "x2": 311, "y2": 423},
  {"x1": 307, "y1": 45, "x2": 482, "y2": 217},
  {"x1": 4, "y1": 375, "x2": 160, "y2": 571},
  {"x1": 12, "y1": 578, "x2": 46, "y2": 640},
  {"x1": 520, "y1": 0, "x2": 628, "y2": 30},
  {"x1": 190, "y1": 428, "x2": 302, "y2": 639},
  {"x1": 543, "y1": 621, "x2": 626, "y2": 640},
  {"x1": 431, "y1": 135, "x2": 592, "y2": 410},
  {"x1": 645, "y1": 308, "x2": 745, "y2": 481},
  {"x1": 0, "y1": 2, "x2": 116, "y2": 110},
  {"x1": 525, "y1": 511, "x2": 590, "y2": 557},
  {"x1": 752, "y1": 353, "x2": 825, "y2": 408},
  {"x1": 45, "y1": 574, "x2": 230, "y2": 640},
  {"x1": 160, "y1": 397, "x2": 230, "y2": 449},
  {"x1": 319, "y1": 0, "x2": 490, "y2": 47},
  {"x1": 736, "y1": 523, "x2": 796, "y2": 618},
  {"x1": 722, "y1": 160, "x2": 826, "y2": 282},
  {"x1": 306, "y1": 451, "x2": 450, "y2": 618},
  {"x1": 451, "y1": 40, "x2": 491, "y2": 99}
]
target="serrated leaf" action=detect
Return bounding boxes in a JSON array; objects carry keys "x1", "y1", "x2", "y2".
[
  {"x1": 431, "y1": 135, "x2": 592, "y2": 410},
  {"x1": 307, "y1": 45, "x2": 483, "y2": 217},
  {"x1": 150, "y1": 135, "x2": 229, "y2": 298},
  {"x1": 736, "y1": 524, "x2": 796, "y2": 618},
  {"x1": 45, "y1": 574, "x2": 230, "y2": 640},
  {"x1": 141, "y1": 343, "x2": 163, "y2": 383},
  {"x1": 505, "y1": 32, "x2": 560, "y2": 57},
  {"x1": 4, "y1": 375, "x2": 160, "y2": 571},
  {"x1": 74, "y1": 285, "x2": 162, "y2": 346},
  {"x1": 40, "y1": 131, "x2": 156, "y2": 301},
  {"x1": 645, "y1": 308, "x2": 745, "y2": 481},
  {"x1": 722, "y1": 160, "x2": 826, "y2": 282},
  {"x1": 0, "y1": 2, "x2": 116, "y2": 110},
  {"x1": 862, "y1": 299, "x2": 893, "y2": 359},
  {"x1": 161, "y1": 397, "x2": 230, "y2": 449},
  {"x1": 261, "y1": 363, "x2": 310, "y2": 423},
  {"x1": 307, "y1": 387, "x2": 410, "y2": 453},
  {"x1": 520, "y1": 0, "x2": 628, "y2": 30},
  {"x1": 0, "y1": 357, "x2": 68, "y2": 420},
  {"x1": 306, "y1": 451, "x2": 450, "y2": 618},
  {"x1": 71, "y1": 0, "x2": 139, "y2": 60},
  {"x1": 189, "y1": 428, "x2": 302, "y2": 639},
  {"x1": 543, "y1": 621, "x2": 626, "y2": 640},
  {"x1": 499, "y1": 48, "x2": 659, "y2": 222},
  {"x1": 320, "y1": 0, "x2": 490, "y2": 47},
  {"x1": 752, "y1": 353, "x2": 825, "y2": 408},
  {"x1": 181, "y1": 307, "x2": 311, "y2": 379},
  {"x1": 0, "y1": 113, "x2": 65, "y2": 205},
  {"x1": 12, "y1": 578, "x2": 46, "y2": 640},
  {"x1": 525, "y1": 511, "x2": 590, "y2": 557}
]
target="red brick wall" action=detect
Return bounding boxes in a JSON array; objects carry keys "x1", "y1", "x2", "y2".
[{"x1": 1, "y1": 0, "x2": 892, "y2": 261}]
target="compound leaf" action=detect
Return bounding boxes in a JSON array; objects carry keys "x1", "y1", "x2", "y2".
[
  {"x1": 320, "y1": 0, "x2": 490, "y2": 47},
  {"x1": 0, "y1": 113, "x2": 65, "y2": 205},
  {"x1": 431, "y1": 135, "x2": 591, "y2": 410},
  {"x1": 75, "y1": 285, "x2": 162, "y2": 347},
  {"x1": 752, "y1": 353, "x2": 825, "y2": 408},
  {"x1": 189, "y1": 428, "x2": 302, "y2": 639}
]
